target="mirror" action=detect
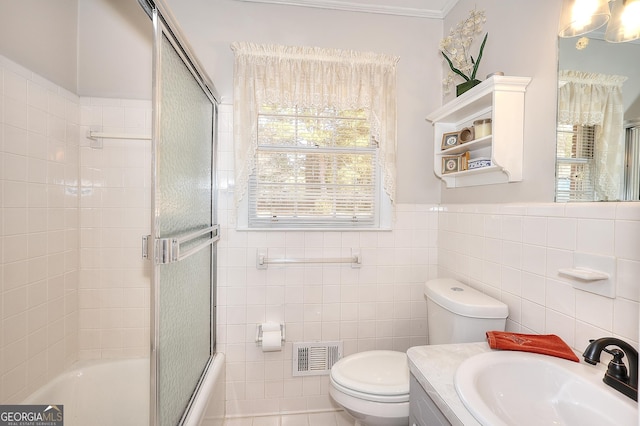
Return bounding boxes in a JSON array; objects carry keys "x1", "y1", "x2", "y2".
[{"x1": 556, "y1": 35, "x2": 640, "y2": 202}]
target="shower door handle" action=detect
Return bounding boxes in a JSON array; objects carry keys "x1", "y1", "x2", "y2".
[{"x1": 142, "y1": 224, "x2": 220, "y2": 264}]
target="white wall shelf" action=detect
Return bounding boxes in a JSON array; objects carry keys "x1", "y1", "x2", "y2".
[{"x1": 426, "y1": 75, "x2": 531, "y2": 188}]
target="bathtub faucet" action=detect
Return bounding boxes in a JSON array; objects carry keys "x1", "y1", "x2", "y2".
[{"x1": 583, "y1": 337, "x2": 638, "y2": 401}]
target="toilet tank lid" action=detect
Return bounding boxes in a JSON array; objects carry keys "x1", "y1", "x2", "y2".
[{"x1": 425, "y1": 278, "x2": 508, "y2": 319}]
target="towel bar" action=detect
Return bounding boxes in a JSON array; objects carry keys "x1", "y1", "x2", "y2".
[{"x1": 256, "y1": 249, "x2": 361, "y2": 269}]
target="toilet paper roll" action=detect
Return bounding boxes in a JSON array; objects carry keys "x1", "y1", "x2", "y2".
[{"x1": 261, "y1": 323, "x2": 282, "y2": 352}]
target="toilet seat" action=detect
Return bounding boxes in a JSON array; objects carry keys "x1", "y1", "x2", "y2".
[
  {"x1": 330, "y1": 377, "x2": 409, "y2": 403},
  {"x1": 330, "y1": 350, "x2": 409, "y2": 403}
]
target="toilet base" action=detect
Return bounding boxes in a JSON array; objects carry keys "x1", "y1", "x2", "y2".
[
  {"x1": 344, "y1": 407, "x2": 409, "y2": 426},
  {"x1": 329, "y1": 386, "x2": 409, "y2": 426}
]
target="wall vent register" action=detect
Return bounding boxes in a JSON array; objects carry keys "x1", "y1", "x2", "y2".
[{"x1": 292, "y1": 341, "x2": 343, "y2": 376}]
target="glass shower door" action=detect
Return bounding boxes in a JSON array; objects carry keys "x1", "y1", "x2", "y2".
[{"x1": 147, "y1": 6, "x2": 219, "y2": 426}]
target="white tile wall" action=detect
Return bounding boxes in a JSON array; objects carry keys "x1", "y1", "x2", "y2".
[
  {"x1": 215, "y1": 104, "x2": 438, "y2": 417},
  {"x1": 0, "y1": 54, "x2": 152, "y2": 401},
  {"x1": 77, "y1": 97, "x2": 152, "y2": 359},
  {"x1": 0, "y1": 54, "x2": 80, "y2": 403},
  {"x1": 438, "y1": 203, "x2": 640, "y2": 354}
]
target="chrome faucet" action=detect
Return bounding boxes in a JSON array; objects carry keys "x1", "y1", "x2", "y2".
[{"x1": 583, "y1": 337, "x2": 638, "y2": 401}]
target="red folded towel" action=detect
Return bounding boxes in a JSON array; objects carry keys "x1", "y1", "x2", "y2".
[{"x1": 486, "y1": 331, "x2": 579, "y2": 362}]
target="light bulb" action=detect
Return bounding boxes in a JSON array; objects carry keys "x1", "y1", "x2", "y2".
[
  {"x1": 621, "y1": 0, "x2": 640, "y2": 39},
  {"x1": 571, "y1": 0, "x2": 602, "y2": 31},
  {"x1": 605, "y1": 0, "x2": 640, "y2": 42}
]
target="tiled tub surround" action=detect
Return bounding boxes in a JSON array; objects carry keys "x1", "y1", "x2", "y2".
[
  {"x1": 77, "y1": 97, "x2": 152, "y2": 360},
  {"x1": 0, "y1": 54, "x2": 80, "y2": 403},
  {"x1": 0, "y1": 53, "x2": 152, "y2": 402}
]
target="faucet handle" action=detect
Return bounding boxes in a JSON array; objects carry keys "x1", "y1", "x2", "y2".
[{"x1": 604, "y1": 348, "x2": 629, "y2": 383}]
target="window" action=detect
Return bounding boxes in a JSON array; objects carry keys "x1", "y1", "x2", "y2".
[
  {"x1": 557, "y1": 70, "x2": 627, "y2": 201},
  {"x1": 556, "y1": 124, "x2": 596, "y2": 202},
  {"x1": 250, "y1": 105, "x2": 380, "y2": 228},
  {"x1": 231, "y1": 43, "x2": 398, "y2": 229}
]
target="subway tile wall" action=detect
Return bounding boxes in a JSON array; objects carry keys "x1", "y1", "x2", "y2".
[
  {"x1": 77, "y1": 97, "x2": 152, "y2": 359},
  {"x1": 437, "y1": 203, "x2": 640, "y2": 353},
  {"x1": 215, "y1": 104, "x2": 438, "y2": 417},
  {"x1": 0, "y1": 54, "x2": 80, "y2": 403},
  {"x1": 0, "y1": 53, "x2": 152, "y2": 401}
]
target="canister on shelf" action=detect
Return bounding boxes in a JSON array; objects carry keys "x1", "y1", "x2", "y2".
[
  {"x1": 473, "y1": 118, "x2": 492, "y2": 138},
  {"x1": 458, "y1": 127, "x2": 474, "y2": 143}
]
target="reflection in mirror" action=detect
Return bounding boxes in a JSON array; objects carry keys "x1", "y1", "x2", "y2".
[{"x1": 556, "y1": 36, "x2": 640, "y2": 202}]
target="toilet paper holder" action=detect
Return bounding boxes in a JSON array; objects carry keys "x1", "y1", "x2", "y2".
[{"x1": 255, "y1": 323, "x2": 286, "y2": 345}]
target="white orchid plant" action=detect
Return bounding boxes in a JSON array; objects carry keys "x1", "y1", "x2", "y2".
[{"x1": 440, "y1": 9, "x2": 488, "y2": 93}]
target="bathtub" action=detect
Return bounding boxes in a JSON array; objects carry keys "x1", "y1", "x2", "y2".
[{"x1": 23, "y1": 353, "x2": 225, "y2": 426}]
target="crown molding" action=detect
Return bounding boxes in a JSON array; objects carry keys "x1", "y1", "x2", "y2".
[{"x1": 233, "y1": 0, "x2": 459, "y2": 19}]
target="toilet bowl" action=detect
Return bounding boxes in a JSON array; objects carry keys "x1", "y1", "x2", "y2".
[{"x1": 329, "y1": 350, "x2": 409, "y2": 426}]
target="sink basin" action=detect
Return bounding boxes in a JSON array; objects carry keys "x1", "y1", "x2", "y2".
[{"x1": 454, "y1": 351, "x2": 638, "y2": 426}]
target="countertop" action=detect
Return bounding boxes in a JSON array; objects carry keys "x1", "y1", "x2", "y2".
[
  {"x1": 407, "y1": 342, "x2": 490, "y2": 426},
  {"x1": 406, "y1": 342, "x2": 607, "y2": 426}
]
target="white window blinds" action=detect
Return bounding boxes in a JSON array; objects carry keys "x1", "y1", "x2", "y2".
[
  {"x1": 231, "y1": 42, "x2": 399, "y2": 228},
  {"x1": 250, "y1": 106, "x2": 377, "y2": 227},
  {"x1": 556, "y1": 124, "x2": 596, "y2": 202}
]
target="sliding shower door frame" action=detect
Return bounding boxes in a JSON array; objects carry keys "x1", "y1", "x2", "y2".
[{"x1": 139, "y1": 1, "x2": 220, "y2": 425}]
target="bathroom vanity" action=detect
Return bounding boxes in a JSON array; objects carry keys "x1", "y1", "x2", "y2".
[
  {"x1": 407, "y1": 342, "x2": 636, "y2": 426},
  {"x1": 407, "y1": 343, "x2": 490, "y2": 426}
]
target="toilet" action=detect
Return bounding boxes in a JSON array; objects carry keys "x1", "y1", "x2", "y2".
[{"x1": 329, "y1": 278, "x2": 508, "y2": 426}]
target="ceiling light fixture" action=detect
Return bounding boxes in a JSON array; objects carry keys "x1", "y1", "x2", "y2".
[
  {"x1": 559, "y1": 0, "x2": 640, "y2": 42},
  {"x1": 605, "y1": 0, "x2": 640, "y2": 42}
]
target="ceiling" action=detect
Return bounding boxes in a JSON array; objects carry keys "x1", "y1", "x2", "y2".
[{"x1": 233, "y1": 0, "x2": 460, "y2": 18}]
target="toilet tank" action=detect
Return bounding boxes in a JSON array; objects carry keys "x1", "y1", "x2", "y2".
[{"x1": 425, "y1": 278, "x2": 508, "y2": 345}]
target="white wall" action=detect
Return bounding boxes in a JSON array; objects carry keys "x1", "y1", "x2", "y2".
[
  {"x1": 0, "y1": 0, "x2": 78, "y2": 93},
  {"x1": 77, "y1": 0, "x2": 152, "y2": 99},
  {"x1": 439, "y1": 0, "x2": 563, "y2": 204},
  {"x1": 165, "y1": 0, "x2": 443, "y2": 205},
  {"x1": 0, "y1": 0, "x2": 153, "y2": 100}
]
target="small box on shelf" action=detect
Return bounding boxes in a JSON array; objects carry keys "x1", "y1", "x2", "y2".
[{"x1": 468, "y1": 157, "x2": 492, "y2": 170}]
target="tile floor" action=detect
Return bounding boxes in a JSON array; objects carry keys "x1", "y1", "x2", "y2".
[{"x1": 223, "y1": 410, "x2": 355, "y2": 426}]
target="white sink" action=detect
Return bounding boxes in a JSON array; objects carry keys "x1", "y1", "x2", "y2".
[{"x1": 454, "y1": 351, "x2": 638, "y2": 426}]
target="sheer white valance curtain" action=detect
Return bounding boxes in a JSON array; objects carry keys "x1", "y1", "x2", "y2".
[
  {"x1": 230, "y1": 42, "x2": 400, "y2": 207},
  {"x1": 558, "y1": 70, "x2": 627, "y2": 200}
]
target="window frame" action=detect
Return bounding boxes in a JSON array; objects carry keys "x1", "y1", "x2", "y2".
[{"x1": 237, "y1": 105, "x2": 392, "y2": 231}]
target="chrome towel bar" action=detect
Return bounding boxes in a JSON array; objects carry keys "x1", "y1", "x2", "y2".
[{"x1": 256, "y1": 249, "x2": 361, "y2": 269}]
